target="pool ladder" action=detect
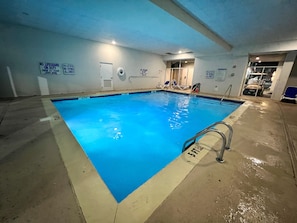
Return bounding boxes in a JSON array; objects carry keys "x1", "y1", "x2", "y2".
[
  {"x1": 220, "y1": 84, "x2": 232, "y2": 104},
  {"x1": 182, "y1": 121, "x2": 233, "y2": 163}
]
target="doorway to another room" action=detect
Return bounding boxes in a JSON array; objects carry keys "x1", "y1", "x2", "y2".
[
  {"x1": 242, "y1": 54, "x2": 286, "y2": 98},
  {"x1": 165, "y1": 60, "x2": 194, "y2": 89}
]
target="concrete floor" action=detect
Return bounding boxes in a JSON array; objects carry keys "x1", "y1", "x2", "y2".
[{"x1": 0, "y1": 92, "x2": 297, "y2": 223}]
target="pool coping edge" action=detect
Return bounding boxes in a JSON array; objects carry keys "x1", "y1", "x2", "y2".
[{"x1": 41, "y1": 90, "x2": 250, "y2": 223}]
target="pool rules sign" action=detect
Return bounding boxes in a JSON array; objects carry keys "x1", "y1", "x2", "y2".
[
  {"x1": 39, "y1": 62, "x2": 61, "y2": 75},
  {"x1": 39, "y1": 62, "x2": 75, "y2": 75}
]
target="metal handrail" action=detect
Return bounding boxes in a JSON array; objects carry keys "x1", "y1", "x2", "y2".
[
  {"x1": 220, "y1": 84, "x2": 232, "y2": 104},
  {"x1": 207, "y1": 121, "x2": 233, "y2": 150},
  {"x1": 182, "y1": 128, "x2": 209, "y2": 152},
  {"x1": 182, "y1": 121, "x2": 233, "y2": 163}
]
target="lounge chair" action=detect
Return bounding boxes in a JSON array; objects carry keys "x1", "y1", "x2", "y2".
[
  {"x1": 281, "y1": 86, "x2": 297, "y2": 103},
  {"x1": 172, "y1": 80, "x2": 190, "y2": 90},
  {"x1": 171, "y1": 80, "x2": 182, "y2": 90},
  {"x1": 157, "y1": 80, "x2": 170, "y2": 89}
]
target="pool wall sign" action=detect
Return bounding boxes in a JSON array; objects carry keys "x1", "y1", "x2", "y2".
[
  {"x1": 140, "y1": 68, "x2": 148, "y2": 76},
  {"x1": 39, "y1": 62, "x2": 61, "y2": 75},
  {"x1": 39, "y1": 62, "x2": 75, "y2": 75},
  {"x1": 216, "y1": 68, "x2": 227, "y2": 81},
  {"x1": 62, "y1": 63, "x2": 75, "y2": 75},
  {"x1": 205, "y1": 70, "x2": 215, "y2": 79}
]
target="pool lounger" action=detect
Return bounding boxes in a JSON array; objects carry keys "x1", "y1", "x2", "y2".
[
  {"x1": 172, "y1": 80, "x2": 190, "y2": 90},
  {"x1": 281, "y1": 86, "x2": 297, "y2": 104},
  {"x1": 157, "y1": 80, "x2": 170, "y2": 89}
]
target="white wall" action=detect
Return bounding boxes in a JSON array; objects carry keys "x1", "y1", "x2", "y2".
[
  {"x1": 269, "y1": 64, "x2": 283, "y2": 93},
  {"x1": 271, "y1": 51, "x2": 297, "y2": 100},
  {"x1": 0, "y1": 23, "x2": 166, "y2": 97},
  {"x1": 285, "y1": 56, "x2": 297, "y2": 87},
  {"x1": 192, "y1": 55, "x2": 249, "y2": 97}
]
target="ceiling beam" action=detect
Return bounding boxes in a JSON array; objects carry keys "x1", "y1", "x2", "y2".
[{"x1": 150, "y1": 0, "x2": 233, "y2": 51}]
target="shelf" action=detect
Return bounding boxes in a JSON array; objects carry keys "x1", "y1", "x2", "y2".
[{"x1": 249, "y1": 73, "x2": 267, "y2": 75}]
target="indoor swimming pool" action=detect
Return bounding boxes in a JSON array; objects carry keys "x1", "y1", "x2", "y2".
[{"x1": 52, "y1": 91, "x2": 241, "y2": 202}]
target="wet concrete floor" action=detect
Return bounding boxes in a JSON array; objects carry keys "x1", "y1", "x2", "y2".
[{"x1": 146, "y1": 96, "x2": 297, "y2": 223}]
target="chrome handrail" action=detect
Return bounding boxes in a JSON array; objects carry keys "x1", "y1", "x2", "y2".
[
  {"x1": 220, "y1": 84, "x2": 232, "y2": 104},
  {"x1": 182, "y1": 121, "x2": 233, "y2": 163},
  {"x1": 207, "y1": 121, "x2": 233, "y2": 150}
]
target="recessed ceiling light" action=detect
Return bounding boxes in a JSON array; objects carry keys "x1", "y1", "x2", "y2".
[{"x1": 256, "y1": 56, "x2": 260, "y2": 60}]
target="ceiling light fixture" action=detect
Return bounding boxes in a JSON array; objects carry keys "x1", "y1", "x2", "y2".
[
  {"x1": 178, "y1": 50, "x2": 182, "y2": 54},
  {"x1": 256, "y1": 56, "x2": 260, "y2": 60},
  {"x1": 112, "y1": 40, "x2": 116, "y2": 45}
]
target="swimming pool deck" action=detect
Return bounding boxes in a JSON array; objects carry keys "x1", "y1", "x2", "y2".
[{"x1": 1, "y1": 90, "x2": 297, "y2": 222}]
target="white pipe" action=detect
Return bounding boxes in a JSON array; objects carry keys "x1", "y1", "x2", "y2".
[{"x1": 6, "y1": 66, "x2": 18, "y2": 97}]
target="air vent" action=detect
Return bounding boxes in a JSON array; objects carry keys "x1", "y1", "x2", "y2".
[{"x1": 104, "y1": 80, "x2": 112, "y2": 87}]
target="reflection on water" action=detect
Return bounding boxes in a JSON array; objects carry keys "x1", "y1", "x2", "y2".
[
  {"x1": 113, "y1": 127, "x2": 123, "y2": 140},
  {"x1": 168, "y1": 97, "x2": 190, "y2": 130}
]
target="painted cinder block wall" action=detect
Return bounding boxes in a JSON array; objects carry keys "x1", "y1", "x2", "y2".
[
  {"x1": 285, "y1": 55, "x2": 297, "y2": 88},
  {"x1": 192, "y1": 55, "x2": 249, "y2": 97},
  {"x1": 1, "y1": 22, "x2": 296, "y2": 99},
  {"x1": 0, "y1": 23, "x2": 166, "y2": 97},
  {"x1": 191, "y1": 52, "x2": 297, "y2": 99}
]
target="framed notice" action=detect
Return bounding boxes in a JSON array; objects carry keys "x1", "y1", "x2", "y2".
[
  {"x1": 206, "y1": 70, "x2": 215, "y2": 79},
  {"x1": 39, "y1": 62, "x2": 61, "y2": 75},
  {"x1": 62, "y1": 63, "x2": 75, "y2": 75},
  {"x1": 216, "y1": 68, "x2": 227, "y2": 81},
  {"x1": 140, "y1": 68, "x2": 148, "y2": 76}
]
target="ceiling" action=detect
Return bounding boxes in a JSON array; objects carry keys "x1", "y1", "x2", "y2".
[{"x1": 1, "y1": 0, "x2": 297, "y2": 56}]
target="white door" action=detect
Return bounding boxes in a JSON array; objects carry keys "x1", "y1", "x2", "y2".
[{"x1": 100, "y1": 62, "x2": 113, "y2": 91}]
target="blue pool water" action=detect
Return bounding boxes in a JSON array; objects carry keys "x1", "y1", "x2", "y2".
[{"x1": 53, "y1": 91, "x2": 241, "y2": 202}]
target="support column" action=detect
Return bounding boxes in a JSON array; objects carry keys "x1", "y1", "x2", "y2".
[{"x1": 271, "y1": 51, "x2": 297, "y2": 101}]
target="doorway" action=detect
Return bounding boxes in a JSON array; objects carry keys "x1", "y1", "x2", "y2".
[
  {"x1": 165, "y1": 60, "x2": 194, "y2": 87},
  {"x1": 242, "y1": 54, "x2": 286, "y2": 98},
  {"x1": 100, "y1": 62, "x2": 113, "y2": 91}
]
